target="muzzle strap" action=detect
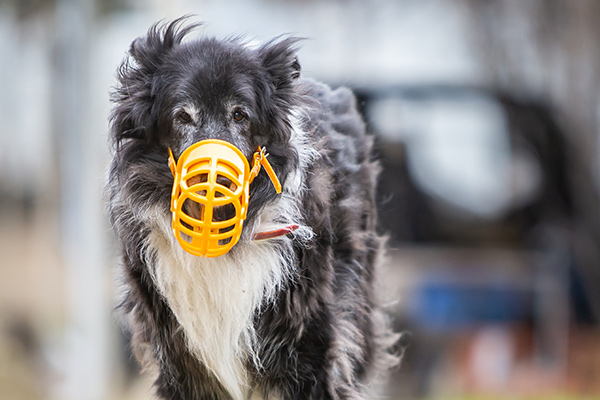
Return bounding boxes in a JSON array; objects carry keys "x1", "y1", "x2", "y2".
[{"x1": 249, "y1": 147, "x2": 282, "y2": 194}]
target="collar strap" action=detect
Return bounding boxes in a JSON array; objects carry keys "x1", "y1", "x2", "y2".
[{"x1": 253, "y1": 224, "x2": 299, "y2": 241}]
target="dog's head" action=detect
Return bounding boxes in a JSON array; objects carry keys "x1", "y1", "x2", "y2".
[{"x1": 110, "y1": 18, "x2": 303, "y2": 238}]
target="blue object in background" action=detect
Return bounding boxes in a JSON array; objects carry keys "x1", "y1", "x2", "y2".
[{"x1": 411, "y1": 281, "x2": 532, "y2": 332}]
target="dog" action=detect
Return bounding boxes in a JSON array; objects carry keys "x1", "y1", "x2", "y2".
[{"x1": 107, "y1": 18, "x2": 398, "y2": 399}]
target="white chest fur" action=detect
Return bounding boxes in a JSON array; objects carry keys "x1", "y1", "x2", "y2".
[{"x1": 145, "y1": 212, "x2": 297, "y2": 399}]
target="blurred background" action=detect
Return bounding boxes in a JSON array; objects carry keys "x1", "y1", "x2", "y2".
[{"x1": 1, "y1": 0, "x2": 600, "y2": 399}]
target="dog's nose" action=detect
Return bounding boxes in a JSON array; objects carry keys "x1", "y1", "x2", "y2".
[{"x1": 183, "y1": 174, "x2": 237, "y2": 223}]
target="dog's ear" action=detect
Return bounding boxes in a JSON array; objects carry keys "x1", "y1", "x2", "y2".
[
  {"x1": 110, "y1": 17, "x2": 200, "y2": 146},
  {"x1": 259, "y1": 37, "x2": 303, "y2": 91},
  {"x1": 252, "y1": 37, "x2": 303, "y2": 146}
]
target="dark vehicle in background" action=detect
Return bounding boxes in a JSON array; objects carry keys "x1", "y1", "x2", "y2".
[{"x1": 351, "y1": 85, "x2": 599, "y2": 397}]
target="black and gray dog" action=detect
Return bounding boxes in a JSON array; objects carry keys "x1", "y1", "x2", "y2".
[{"x1": 108, "y1": 18, "x2": 398, "y2": 400}]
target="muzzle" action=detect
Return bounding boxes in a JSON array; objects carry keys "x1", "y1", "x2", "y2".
[{"x1": 168, "y1": 139, "x2": 282, "y2": 257}]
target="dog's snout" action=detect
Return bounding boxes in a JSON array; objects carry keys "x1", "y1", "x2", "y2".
[
  {"x1": 183, "y1": 172, "x2": 237, "y2": 224},
  {"x1": 188, "y1": 122, "x2": 251, "y2": 156},
  {"x1": 191, "y1": 121, "x2": 230, "y2": 144},
  {"x1": 182, "y1": 197, "x2": 236, "y2": 224}
]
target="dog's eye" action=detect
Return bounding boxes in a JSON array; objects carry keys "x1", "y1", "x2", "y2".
[
  {"x1": 232, "y1": 109, "x2": 246, "y2": 123},
  {"x1": 177, "y1": 111, "x2": 193, "y2": 124}
]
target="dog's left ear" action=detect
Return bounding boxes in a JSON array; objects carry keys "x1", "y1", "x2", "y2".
[
  {"x1": 110, "y1": 17, "x2": 200, "y2": 146},
  {"x1": 259, "y1": 37, "x2": 303, "y2": 91}
]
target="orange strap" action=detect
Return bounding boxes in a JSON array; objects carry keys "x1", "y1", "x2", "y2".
[
  {"x1": 168, "y1": 148, "x2": 177, "y2": 177},
  {"x1": 249, "y1": 147, "x2": 282, "y2": 193}
]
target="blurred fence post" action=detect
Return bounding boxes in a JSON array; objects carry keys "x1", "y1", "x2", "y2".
[{"x1": 53, "y1": 0, "x2": 112, "y2": 399}]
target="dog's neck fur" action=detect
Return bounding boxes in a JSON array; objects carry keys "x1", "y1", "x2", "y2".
[{"x1": 141, "y1": 116, "x2": 316, "y2": 399}]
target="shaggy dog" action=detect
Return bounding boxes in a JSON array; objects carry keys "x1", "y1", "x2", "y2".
[{"x1": 107, "y1": 18, "x2": 398, "y2": 400}]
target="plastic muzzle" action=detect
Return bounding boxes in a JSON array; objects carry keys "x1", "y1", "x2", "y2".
[{"x1": 168, "y1": 139, "x2": 281, "y2": 257}]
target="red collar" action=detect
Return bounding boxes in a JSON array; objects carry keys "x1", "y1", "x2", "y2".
[{"x1": 252, "y1": 224, "x2": 299, "y2": 241}]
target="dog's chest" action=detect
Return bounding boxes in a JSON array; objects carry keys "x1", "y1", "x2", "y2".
[{"x1": 147, "y1": 222, "x2": 291, "y2": 399}]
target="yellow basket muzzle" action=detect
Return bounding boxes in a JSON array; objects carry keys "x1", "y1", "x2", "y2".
[{"x1": 168, "y1": 139, "x2": 281, "y2": 257}]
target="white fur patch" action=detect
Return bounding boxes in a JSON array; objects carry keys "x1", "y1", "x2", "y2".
[
  {"x1": 140, "y1": 113, "x2": 317, "y2": 399},
  {"x1": 146, "y1": 218, "x2": 295, "y2": 399}
]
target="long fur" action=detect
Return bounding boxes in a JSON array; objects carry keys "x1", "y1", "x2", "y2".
[{"x1": 108, "y1": 17, "x2": 398, "y2": 400}]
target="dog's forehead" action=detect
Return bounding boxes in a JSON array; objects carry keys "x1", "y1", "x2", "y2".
[{"x1": 163, "y1": 40, "x2": 258, "y2": 100}]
